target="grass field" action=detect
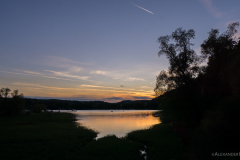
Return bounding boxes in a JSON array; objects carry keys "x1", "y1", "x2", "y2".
[{"x1": 0, "y1": 112, "x2": 185, "y2": 160}]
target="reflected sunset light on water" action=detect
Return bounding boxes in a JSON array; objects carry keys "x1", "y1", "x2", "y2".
[{"x1": 69, "y1": 110, "x2": 160, "y2": 139}]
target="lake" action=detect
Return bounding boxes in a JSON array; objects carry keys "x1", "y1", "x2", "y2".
[{"x1": 62, "y1": 110, "x2": 161, "y2": 139}]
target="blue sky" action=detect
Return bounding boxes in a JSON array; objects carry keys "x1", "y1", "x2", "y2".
[{"x1": 1, "y1": 0, "x2": 240, "y2": 102}]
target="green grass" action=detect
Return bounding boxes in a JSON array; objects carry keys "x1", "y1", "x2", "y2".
[
  {"x1": 126, "y1": 123, "x2": 187, "y2": 160},
  {"x1": 0, "y1": 112, "x2": 97, "y2": 160}
]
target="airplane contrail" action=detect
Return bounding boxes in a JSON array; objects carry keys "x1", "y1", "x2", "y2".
[{"x1": 130, "y1": 2, "x2": 154, "y2": 14}]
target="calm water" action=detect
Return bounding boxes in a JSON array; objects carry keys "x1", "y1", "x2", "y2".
[{"x1": 63, "y1": 110, "x2": 160, "y2": 139}]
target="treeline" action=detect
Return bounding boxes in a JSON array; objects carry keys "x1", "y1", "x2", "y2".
[
  {"x1": 154, "y1": 22, "x2": 240, "y2": 159},
  {"x1": 0, "y1": 87, "x2": 158, "y2": 114},
  {"x1": 25, "y1": 98, "x2": 158, "y2": 110},
  {"x1": 0, "y1": 88, "x2": 25, "y2": 115}
]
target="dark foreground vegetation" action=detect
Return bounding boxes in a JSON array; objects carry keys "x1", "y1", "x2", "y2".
[
  {"x1": 153, "y1": 22, "x2": 240, "y2": 159},
  {"x1": 127, "y1": 123, "x2": 186, "y2": 160},
  {"x1": 0, "y1": 112, "x2": 97, "y2": 160},
  {"x1": 0, "y1": 112, "x2": 184, "y2": 160}
]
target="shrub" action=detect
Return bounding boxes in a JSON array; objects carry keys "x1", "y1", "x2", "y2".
[{"x1": 31, "y1": 104, "x2": 47, "y2": 113}]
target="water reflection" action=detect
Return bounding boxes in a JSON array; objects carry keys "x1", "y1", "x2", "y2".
[{"x1": 69, "y1": 110, "x2": 160, "y2": 139}]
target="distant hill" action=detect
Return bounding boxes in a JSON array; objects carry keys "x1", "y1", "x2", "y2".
[{"x1": 24, "y1": 98, "x2": 159, "y2": 110}]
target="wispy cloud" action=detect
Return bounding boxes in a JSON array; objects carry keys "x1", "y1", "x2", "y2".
[
  {"x1": 68, "y1": 66, "x2": 82, "y2": 72},
  {"x1": 90, "y1": 70, "x2": 145, "y2": 82},
  {"x1": 0, "y1": 70, "x2": 75, "y2": 81},
  {"x1": 12, "y1": 82, "x2": 71, "y2": 90},
  {"x1": 129, "y1": 2, "x2": 154, "y2": 14},
  {"x1": 80, "y1": 84, "x2": 152, "y2": 94},
  {"x1": 44, "y1": 55, "x2": 90, "y2": 66},
  {"x1": 140, "y1": 86, "x2": 152, "y2": 89},
  {"x1": 81, "y1": 84, "x2": 102, "y2": 88},
  {"x1": 199, "y1": 0, "x2": 224, "y2": 18},
  {"x1": 90, "y1": 70, "x2": 108, "y2": 75},
  {"x1": 150, "y1": 80, "x2": 156, "y2": 84},
  {"x1": 45, "y1": 70, "x2": 89, "y2": 80},
  {"x1": 12, "y1": 82, "x2": 154, "y2": 102},
  {"x1": 125, "y1": 77, "x2": 145, "y2": 81},
  {"x1": 39, "y1": 55, "x2": 89, "y2": 72}
]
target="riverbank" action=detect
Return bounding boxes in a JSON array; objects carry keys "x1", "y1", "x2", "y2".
[
  {"x1": 0, "y1": 112, "x2": 186, "y2": 160},
  {"x1": 0, "y1": 112, "x2": 97, "y2": 160}
]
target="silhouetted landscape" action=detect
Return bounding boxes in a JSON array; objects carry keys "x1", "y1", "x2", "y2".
[
  {"x1": 1, "y1": 22, "x2": 240, "y2": 159},
  {"x1": 24, "y1": 98, "x2": 158, "y2": 110},
  {"x1": 153, "y1": 22, "x2": 240, "y2": 159}
]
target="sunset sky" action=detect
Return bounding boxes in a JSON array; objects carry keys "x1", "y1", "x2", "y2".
[{"x1": 1, "y1": 0, "x2": 240, "y2": 102}]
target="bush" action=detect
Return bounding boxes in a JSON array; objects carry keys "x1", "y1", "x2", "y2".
[{"x1": 31, "y1": 104, "x2": 47, "y2": 113}]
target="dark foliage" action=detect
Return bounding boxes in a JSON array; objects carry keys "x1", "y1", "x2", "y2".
[
  {"x1": 126, "y1": 123, "x2": 186, "y2": 160},
  {"x1": 0, "y1": 113, "x2": 98, "y2": 160},
  {"x1": 24, "y1": 98, "x2": 158, "y2": 110},
  {"x1": 155, "y1": 28, "x2": 204, "y2": 96},
  {"x1": 31, "y1": 103, "x2": 47, "y2": 113},
  {"x1": 155, "y1": 22, "x2": 240, "y2": 159},
  {"x1": 0, "y1": 88, "x2": 25, "y2": 115}
]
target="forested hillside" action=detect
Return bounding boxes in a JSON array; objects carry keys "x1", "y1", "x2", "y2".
[{"x1": 154, "y1": 22, "x2": 240, "y2": 159}]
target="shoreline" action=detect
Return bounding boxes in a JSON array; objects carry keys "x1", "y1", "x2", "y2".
[{"x1": 0, "y1": 112, "x2": 185, "y2": 160}]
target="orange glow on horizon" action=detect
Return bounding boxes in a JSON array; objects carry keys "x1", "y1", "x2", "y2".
[{"x1": 12, "y1": 82, "x2": 154, "y2": 102}]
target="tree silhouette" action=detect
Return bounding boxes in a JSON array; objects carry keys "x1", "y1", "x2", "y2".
[
  {"x1": 0, "y1": 88, "x2": 25, "y2": 115},
  {"x1": 154, "y1": 28, "x2": 203, "y2": 96},
  {"x1": 11, "y1": 89, "x2": 24, "y2": 98},
  {"x1": 1, "y1": 88, "x2": 11, "y2": 98},
  {"x1": 201, "y1": 22, "x2": 239, "y2": 98},
  {"x1": 201, "y1": 22, "x2": 239, "y2": 60}
]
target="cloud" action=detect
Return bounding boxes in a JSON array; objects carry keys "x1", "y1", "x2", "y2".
[
  {"x1": 45, "y1": 55, "x2": 89, "y2": 66},
  {"x1": 79, "y1": 84, "x2": 153, "y2": 95},
  {"x1": 22, "y1": 70, "x2": 42, "y2": 75},
  {"x1": 0, "y1": 70, "x2": 75, "y2": 81},
  {"x1": 120, "y1": 85, "x2": 124, "y2": 87},
  {"x1": 199, "y1": 0, "x2": 224, "y2": 18},
  {"x1": 126, "y1": 77, "x2": 145, "y2": 81},
  {"x1": 12, "y1": 82, "x2": 154, "y2": 103},
  {"x1": 12, "y1": 82, "x2": 71, "y2": 90},
  {"x1": 89, "y1": 67, "x2": 151, "y2": 82},
  {"x1": 129, "y1": 2, "x2": 154, "y2": 14},
  {"x1": 39, "y1": 55, "x2": 89, "y2": 72},
  {"x1": 45, "y1": 70, "x2": 89, "y2": 80},
  {"x1": 68, "y1": 66, "x2": 82, "y2": 72},
  {"x1": 140, "y1": 86, "x2": 151, "y2": 89},
  {"x1": 150, "y1": 80, "x2": 155, "y2": 84},
  {"x1": 81, "y1": 84, "x2": 102, "y2": 88},
  {"x1": 80, "y1": 84, "x2": 123, "y2": 91},
  {"x1": 90, "y1": 70, "x2": 108, "y2": 75}
]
